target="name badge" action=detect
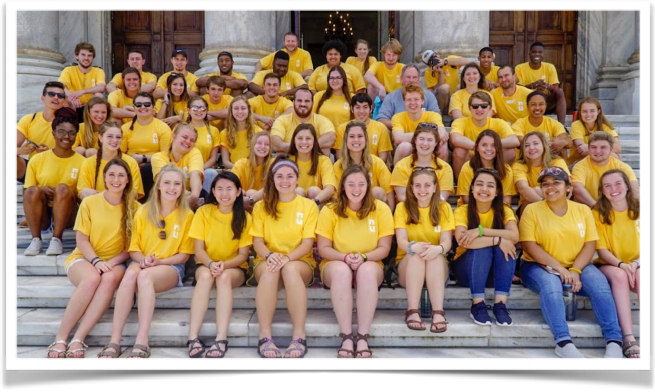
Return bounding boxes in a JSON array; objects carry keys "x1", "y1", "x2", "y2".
[{"x1": 506, "y1": 100, "x2": 515, "y2": 104}]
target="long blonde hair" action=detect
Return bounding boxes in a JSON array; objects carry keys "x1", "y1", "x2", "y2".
[
  {"x1": 146, "y1": 164, "x2": 190, "y2": 230},
  {"x1": 81, "y1": 97, "x2": 111, "y2": 149},
  {"x1": 517, "y1": 131, "x2": 553, "y2": 170},
  {"x1": 247, "y1": 132, "x2": 272, "y2": 189},
  {"x1": 224, "y1": 96, "x2": 257, "y2": 149}
]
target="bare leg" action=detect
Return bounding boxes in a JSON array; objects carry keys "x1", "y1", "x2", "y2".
[
  {"x1": 354, "y1": 262, "x2": 383, "y2": 357},
  {"x1": 600, "y1": 265, "x2": 639, "y2": 357},
  {"x1": 254, "y1": 262, "x2": 282, "y2": 357},
  {"x1": 398, "y1": 254, "x2": 425, "y2": 329},
  {"x1": 51, "y1": 184, "x2": 77, "y2": 239},
  {"x1": 393, "y1": 142, "x2": 412, "y2": 165},
  {"x1": 452, "y1": 147, "x2": 471, "y2": 180},
  {"x1": 207, "y1": 268, "x2": 245, "y2": 357},
  {"x1": 322, "y1": 261, "x2": 354, "y2": 355},
  {"x1": 281, "y1": 261, "x2": 313, "y2": 358},
  {"x1": 23, "y1": 187, "x2": 50, "y2": 239},
  {"x1": 187, "y1": 265, "x2": 214, "y2": 357}
]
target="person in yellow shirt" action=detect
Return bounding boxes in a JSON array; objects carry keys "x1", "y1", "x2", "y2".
[
  {"x1": 249, "y1": 156, "x2": 319, "y2": 358},
  {"x1": 519, "y1": 166, "x2": 623, "y2": 358},
  {"x1": 47, "y1": 159, "x2": 136, "y2": 358},
  {"x1": 255, "y1": 32, "x2": 314, "y2": 78},
  {"x1": 572, "y1": 131, "x2": 639, "y2": 207},
  {"x1": 449, "y1": 63, "x2": 496, "y2": 120},
  {"x1": 195, "y1": 51, "x2": 248, "y2": 97},
  {"x1": 248, "y1": 73, "x2": 294, "y2": 130},
  {"x1": 154, "y1": 49, "x2": 198, "y2": 99},
  {"x1": 106, "y1": 49, "x2": 156, "y2": 94},
  {"x1": 186, "y1": 171, "x2": 252, "y2": 358},
  {"x1": 395, "y1": 168, "x2": 455, "y2": 333},
  {"x1": 77, "y1": 121, "x2": 144, "y2": 200},
  {"x1": 313, "y1": 65, "x2": 352, "y2": 130},
  {"x1": 333, "y1": 121, "x2": 394, "y2": 207},
  {"x1": 421, "y1": 51, "x2": 468, "y2": 114},
  {"x1": 593, "y1": 169, "x2": 641, "y2": 358},
  {"x1": 391, "y1": 84, "x2": 447, "y2": 164},
  {"x1": 489, "y1": 65, "x2": 533, "y2": 124},
  {"x1": 232, "y1": 132, "x2": 273, "y2": 209},
  {"x1": 569, "y1": 97, "x2": 621, "y2": 165},
  {"x1": 515, "y1": 42, "x2": 567, "y2": 125},
  {"x1": 185, "y1": 96, "x2": 220, "y2": 171},
  {"x1": 512, "y1": 131, "x2": 570, "y2": 213},
  {"x1": 316, "y1": 165, "x2": 394, "y2": 358},
  {"x1": 364, "y1": 39, "x2": 404, "y2": 101},
  {"x1": 58, "y1": 42, "x2": 106, "y2": 114},
  {"x1": 73, "y1": 97, "x2": 111, "y2": 158},
  {"x1": 457, "y1": 130, "x2": 515, "y2": 205},
  {"x1": 204, "y1": 76, "x2": 233, "y2": 131},
  {"x1": 23, "y1": 108, "x2": 85, "y2": 257},
  {"x1": 155, "y1": 72, "x2": 190, "y2": 129},
  {"x1": 478, "y1": 47, "x2": 499, "y2": 90},
  {"x1": 450, "y1": 91, "x2": 520, "y2": 178},
  {"x1": 346, "y1": 39, "x2": 377, "y2": 84},
  {"x1": 98, "y1": 164, "x2": 194, "y2": 359},
  {"x1": 308, "y1": 40, "x2": 366, "y2": 94},
  {"x1": 453, "y1": 168, "x2": 519, "y2": 326},
  {"x1": 151, "y1": 123, "x2": 203, "y2": 210},
  {"x1": 289, "y1": 124, "x2": 337, "y2": 205},
  {"x1": 107, "y1": 67, "x2": 141, "y2": 124},
  {"x1": 17, "y1": 81, "x2": 66, "y2": 180},
  {"x1": 249, "y1": 51, "x2": 307, "y2": 99},
  {"x1": 219, "y1": 96, "x2": 263, "y2": 169},
  {"x1": 334, "y1": 93, "x2": 392, "y2": 162},
  {"x1": 391, "y1": 124, "x2": 454, "y2": 202}
]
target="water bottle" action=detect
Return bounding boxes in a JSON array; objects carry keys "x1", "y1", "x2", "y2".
[
  {"x1": 562, "y1": 283, "x2": 576, "y2": 321},
  {"x1": 420, "y1": 287, "x2": 432, "y2": 318}
]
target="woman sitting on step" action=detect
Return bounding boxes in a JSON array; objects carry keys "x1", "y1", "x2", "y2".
[
  {"x1": 98, "y1": 164, "x2": 194, "y2": 359},
  {"x1": 47, "y1": 158, "x2": 136, "y2": 358},
  {"x1": 186, "y1": 171, "x2": 253, "y2": 358},
  {"x1": 231, "y1": 131, "x2": 273, "y2": 211},
  {"x1": 316, "y1": 165, "x2": 394, "y2": 358}
]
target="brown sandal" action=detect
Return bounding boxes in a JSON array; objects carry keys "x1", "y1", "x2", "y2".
[
  {"x1": 98, "y1": 342, "x2": 122, "y2": 358},
  {"x1": 404, "y1": 309, "x2": 426, "y2": 331},
  {"x1": 337, "y1": 333, "x2": 356, "y2": 358},
  {"x1": 430, "y1": 310, "x2": 448, "y2": 333},
  {"x1": 355, "y1": 334, "x2": 373, "y2": 358}
]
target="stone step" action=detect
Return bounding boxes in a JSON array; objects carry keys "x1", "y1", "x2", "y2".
[
  {"x1": 616, "y1": 126, "x2": 639, "y2": 139},
  {"x1": 620, "y1": 139, "x2": 640, "y2": 154},
  {"x1": 16, "y1": 307, "x2": 640, "y2": 348},
  {"x1": 545, "y1": 114, "x2": 640, "y2": 127}
]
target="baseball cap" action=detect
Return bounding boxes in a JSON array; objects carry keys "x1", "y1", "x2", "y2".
[
  {"x1": 171, "y1": 49, "x2": 188, "y2": 58},
  {"x1": 421, "y1": 50, "x2": 436, "y2": 65},
  {"x1": 537, "y1": 166, "x2": 570, "y2": 184}
]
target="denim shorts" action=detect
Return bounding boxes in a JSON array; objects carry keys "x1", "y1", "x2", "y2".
[{"x1": 126, "y1": 260, "x2": 186, "y2": 287}]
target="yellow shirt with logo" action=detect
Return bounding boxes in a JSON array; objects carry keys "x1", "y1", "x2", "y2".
[
  {"x1": 24, "y1": 150, "x2": 85, "y2": 205},
  {"x1": 424, "y1": 55, "x2": 462, "y2": 93},
  {"x1": 248, "y1": 95, "x2": 293, "y2": 128},
  {"x1": 312, "y1": 91, "x2": 352, "y2": 130},
  {"x1": 110, "y1": 70, "x2": 157, "y2": 89},
  {"x1": 77, "y1": 154, "x2": 145, "y2": 199},
  {"x1": 593, "y1": 209, "x2": 640, "y2": 265},
  {"x1": 201, "y1": 71, "x2": 248, "y2": 96},
  {"x1": 231, "y1": 157, "x2": 271, "y2": 191},
  {"x1": 203, "y1": 94, "x2": 233, "y2": 130},
  {"x1": 156, "y1": 71, "x2": 199, "y2": 93},
  {"x1": 121, "y1": 118, "x2": 172, "y2": 155},
  {"x1": 107, "y1": 90, "x2": 135, "y2": 124},
  {"x1": 391, "y1": 111, "x2": 444, "y2": 134},
  {"x1": 567, "y1": 121, "x2": 619, "y2": 165},
  {"x1": 390, "y1": 156, "x2": 454, "y2": 193},
  {"x1": 219, "y1": 126, "x2": 263, "y2": 164},
  {"x1": 154, "y1": 99, "x2": 188, "y2": 120},
  {"x1": 333, "y1": 155, "x2": 392, "y2": 194},
  {"x1": 519, "y1": 200, "x2": 597, "y2": 267},
  {"x1": 367, "y1": 62, "x2": 405, "y2": 92},
  {"x1": 511, "y1": 116, "x2": 566, "y2": 141},
  {"x1": 260, "y1": 48, "x2": 314, "y2": 74},
  {"x1": 293, "y1": 155, "x2": 338, "y2": 191},
  {"x1": 489, "y1": 86, "x2": 533, "y2": 124},
  {"x1": 457, "y1": 161, "x2": 516, "y2": 200},
  {"x1": 450, "y1": 116, "x2": 515, "y2": 142},
  {"x1": 394, "y1": 201, "x2": 455, "y2": 261},
  {"x1": 270, "y1": 113, "x2": 335, "y2": 144},
  {"x1": 250, "y1": 70, "x2": 306, "y2": 93},
  {"x1": 571, "y1": 156, "x2": 638, "y2": 201},
  {"x1": 454, "y1": 204, "x2": 516, "y2": 260},
  {"x1": 191, "y1": 124, "x2": 220, "y2": 162},
  {"x1": 308, "y1": 63, "x2": 366, "y2": 93},
  {"x1": 129, "y1": 204, "x2": 195, "y2": 258},
  {"x1": 58, "y1": 66, "x2": 106, "y2": 105},
  {"x1": 73, "y1": 123, "x2": 100, "y2": 151},
  {"x1": 17, "y1": 112, "x2": 55, "y2": 158},
  {"x1": 512, "y1": 157, "x2": 569, "y2": 206},
  {"x1": 515, "y1": 62, "x2": 560, "y2": 86},
  {"x1": 334, "y1": 119, "x2": 392, "y2": 156},
  {"x1": 448, "y1": 89, "x2": 496, "y2": 118},
  {"x1": 151, "y1": 148, "x2": 204, "y2": 190},
  {"x1": 345, "y1": 56, "x2": 377, "y2": 83}
]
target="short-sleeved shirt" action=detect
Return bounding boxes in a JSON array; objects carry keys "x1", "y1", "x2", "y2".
[
  {"x1": 24, "y1": 150, "x2": 86, "y2": 206},
  {"x1": 308, "y1": 63, "x2": 366, "y2": 93},
  {"x1": 454, "y1": 203, "x2": 516, "y2": 260},
  {"x1": 58, "y1": 65, "x2": 106, "y2": 105},
  {"x1": 512, "y1": 158, "x2": 569, "y2": 206},
  {"x1": 390, "y1": 156, "x2": 454, "y2": 193},
  {"x1": 151, "y1": 148, "x2": 204, "y2": 190},
  {"x1": 489, "y1": 86, "x2": 533, "y2": 124},
  {"x1": 519, "y1": 200, "x2": 597, "y2": 268},
  {"x1": 391, "y1": 111, "x2": 444, "y2": 135},
  {"x1": 129, "y1": 204, "x2": 194, "y2": 258},
  {"x1": 270, "y1": 113, "x2": 335, "y2": 144},
  {"x1": 366, "y1": 62, "x2": 405, "y2": 92},
  {"x1": 121, "y1": 118, "x2": 172, "y2": 155},
  {"x1": 424, "y1": 55, "x2": 462, "y2": 93},
  {"x1": 376, "y1": 87, "x2": 441, "y2": 121},
  {"x1": 293, "y1": 155, "x2": 338, "y2": 191},
  {"x1": 154, "y1": 99, "x2": 188, "y2": 120},
  {"x1": 448, "y1": 89, "x2": 496, "y2": 117},
  {"x1": 192, "y1": 124, "x2": 221, "y2": 162},
  {"x1": 189, "y1": 205, "x2": 253, "y2": 269},
  {"x1": 394, "y1": 201, "x2": 455, "y2": 261},
  {"x1": 333, "y1": 155, "x2": 392, "y2": 194},
  {"x1": 515, "y1": 62, "x2": 560, "y2": 86},
  {"x1": 17, "y1": 112, "x2": 54, "y2": 158},
  {"x1": 248, "y1": 96, "x2": 293, "y2": 128},
  {"x1": 312, "y1": 92, "x2": 352, "y2": 130},
  {"x1": 204, "y1": 94, "x2": 234, "y2": 130},
  {"x1": 73, "y1": 123, "x2": 99, "y2": 151},
  {"x1": 156, "y1": 71, "x2": 199, "y2": 93},
  {"x1": 571, "y1": 156, "x2": 638, "y2": 201},
  {"x1": 345, "y1": 56, "x2": 377, "y2": 80},
  {"x1": 567, "y1": 121, "x2": 619, "y2": 165},
  {"x1": 483, "y1": 65, "x2": 500, "y2": 86},
  {"x1": 110, "y1": 70, "x2": 157, "y2": 89},
  {"x1": 450, "y1": 117, "x2": 515, "y2": 143},
  {"x1": 511, "y1": 116, "x2": 567, "y2": 141},
  {"x1": 593, "y1": 209, "x2": 640, "y2": 265},
  {"x1": 219, "y1": 126, "x2": 263, "y2": 164},
  {"x1": 334, "y1": 119, "x2": 392, "y2": 156},
  {"x1": 456, "y1": 161, "x2": 515, "y2": 201},
  {"x1": 249, "y1": 195, "x2": 319, "y2": 266},
  {"x1": 201, "y1": 71, "x2": 248, "y2": 96},
  {"x1": 107, "y1": 90, "x2": 135, "y2": 124},
  {"x1": 77, "y1": 154, "x2": 145, "y2": 199},
  {"x1": 250, "y1": 70, "x2": 306, "y2": 93},
  {"x1": 260, "y1": 48, "x2": 314, "y2": 74},
  {"x1": 231, "y1": 157, "x2": 271, "y2": 191}
]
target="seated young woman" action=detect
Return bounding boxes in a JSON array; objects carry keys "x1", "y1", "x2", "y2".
[
  {"x1": 155, "y1": 72, "x2": 190, "y2": 128},
  {"x1": 231, "y1": 131, "x2": 273, "y2": 210},
  {"x1": 186, "y1": 96, "x2": 220, "y2": 191},
  {"x1": 219, "y1": 95, "x2": 263, "y2": 169},
  {"x1": 73, "y1": 97, "x2": 111, "y2": 157}
]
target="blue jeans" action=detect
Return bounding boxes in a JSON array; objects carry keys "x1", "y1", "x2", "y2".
[
  {"x1": 520, "y1": 262, "x2": 622, "y2": 344},
  {"x1": 202, "y1": 168, "x2": 218, "y2": 196},
  {"x1": 451, "y1": 246, "x2": 516, "y2": 299}
]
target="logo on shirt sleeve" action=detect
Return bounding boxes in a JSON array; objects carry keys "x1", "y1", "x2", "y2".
[
  {"x1": 368, "y1": 219, "x2": 376, "y2": 233},
  {"x1": 577, "y1": 223, "x2": 585, "y2": 238},
  {"x1": 71, "y1": 168, "x2": 79, "y2": 179},
  {"x1": 172, "y1": 224, "x2": 180, "y2": 239},
  {"x1": 296, "y1": 212, "x2": 304, "y2": 225}
]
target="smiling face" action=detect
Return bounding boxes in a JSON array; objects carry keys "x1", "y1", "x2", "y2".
[
  {"x1": 207, "y1": 83, "x2": 224, "y2": 102},
  {"x1": 174, "y1": 127, "x2": 197, "y2": 154},
  {"x1": 100, "y1": 126, "x2": 123, "y2": 152},
  {"x1": 415, "y1": 131, "x2": 437, "y2": 157},
  {"x1": 540, "y1": 175, "x2": 569, "y2": 203},
  {"x1": 170, "y1": 77, "x2": 186, "y2": 98},
  {"x1": 601, "y1": 172, "x2": 628, "y2": 204},
  {"x1": 273, "y1": 166, "x2": 298, "y2": 195},
  {"x1": 171, "y1": 54, "x2": 187, "y2": 72},
  {"x1": 589, "y1": 140, "x2": 612, "y2": 164},
  {"x1": 127, "y1": 52, "x2": 145, "y2": 71},
  {"x1": 273, "y1": 58, "x2": 289, "y2": 77},
  {"x1": 264, "y1": 77, "x2": 280, "y2": 98},
  {"x1": 294, "y1": 90, "x2": 313, "y2": 118},
  {"x1": 478, "y1": 51, "x2": 494, "y2": 69},
  {"x1": 355, "y1": 42, "x2": 369, "y2": 59},
  {"x1": 472, "y1": 172, "x2": 498, "y2": 203},
  {"x1": 346, "y1": 126, "x2": 366, "y2": 153},
  {"x1": 134, "y1": 96, "x2": 154, "y2": 118},
  {"x1": 529, "y1": 45, "x2": 544, "y2": 64},
  {"x1": 76, "y1": 49, "x2": 94, "y2": 69},
  {"x1": 351, "y1": 101, "x2": 372, "y2": 122},
  {"x1": 383, "y1": 50, "x2": 399, "y2": 66},
  {"x1": 218, "y1": 55, "x2": 233, "y2": 75},
  {"x1": 477, "y1": 135, "x2": 497, "y2": 163},
  {"x1": 159, "y1": 171, "x2": 184, "y2": 202},
  {"x1": 326, "y1": 48, "x2": 342, "y2": 67},
  {"x1": 411, "y1": 173, "x2": 436, "y2": 204},
  {"x1": 328, "y1": 69, "x2": 344, "y2": 91},
  {"x1": 497, "y1": 67, "x2": 515, "y2": 90},
  {"x1": 188, "y1": 98, "x2": 208, "y2": 121},
  {"x1": 580, "y1": 102, "x2": 600, "y2": 127},
  {"x1": 523, "y1": 134, "x2": 544, "y2": 162},
  {"x1": 463, "y1": 66, "x2": 481, "y2": 86},
  {"x1": 104, "y1": 163, "x2": 129, "y2": 193},
  {"x1": 470, "y1": 97, "x2": 492, "y2": 122},
  {"x1": 53, "y1": 122, "x2": 77, "y2": 150},
  {"x1": 213, "y1": 178, "x2": 240, "y2": 208},
  {"x1": 284, "y1": 35, "x2": 298, "y2": 52},
  {"x1": 403, "y1": 92, "x2": 423, "y2": 115},
  {"x1": 527, "y1": 94, "x2": 547, "y2": 118},
  {"x1": 89, "y1": 103, "x2": 108, "y2": 126},
  {"x1": 344, "y1": 172, "x2": 368, "y2": 205},
  {"x1": 231, "y1": 100, "x2": 249, "y2": 123},
  {"x1": 294, "y1": 129, "x2": 314, "y2": 154},
  {"x1": 42, "y1": 87, "x2": 66, "y2": 111},
  {"x1": 123, "y1": 72, "x2": 141, "y2": 93},
  {"x1": 253, "y1": 134, "x2": 270, "y2": 159}
]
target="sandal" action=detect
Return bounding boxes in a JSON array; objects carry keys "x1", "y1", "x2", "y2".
[
  {"x1": 622, "y1": 334, "x2": 640, "y2": 358},
  {"x1": 257, "y1": 337, "x2": 281, "y2": 358},
  {"x1": 404, "y1": 309, "x2": 426, "y2": 331},
  {"x1": 337, "y1": 333, "x2": 356, "y2": 358},
  {"x1": 98, "y1": 342, "x2": 122, "y2": 358},
  {"x1": 206, "y1": 340, "x2": 228, "y2": 358},
  {"x1": 46, "y1": 340, "x2": 67, "y2": 358},
  {"x1": 126, "y1": 343, "x2": 151, "y2": 358},
  {"x1": 186, "y1": 337, "x2": 206, "y2": 358},
  {"x1": 65, "y1": 339, "x2": 88, "y2": 358},
  {"x1": 284, "y1": 338, "x2": 308, "y2": 358},
  {"x1": 355, "y1": 334, "x2": 373, "y2": 358},
  {"x1": 430, "y1": 310, "x2": 449, "y2": 333}
]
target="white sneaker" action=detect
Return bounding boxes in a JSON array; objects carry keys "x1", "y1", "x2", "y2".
[
  {"x1": 24, "y1": 238, "x2": 42, "y2": 256},
  {"x1": 554, "y1": 343, "x2": 585, "y2": 358},
  {"x1": 45, "y1": 237, "x2": 63, "y2": 256},
  {"x1": 604, "y1": 342, "x2": 623, "y2": 358}
]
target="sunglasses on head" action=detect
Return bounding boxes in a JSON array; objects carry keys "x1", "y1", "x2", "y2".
[
  {"x1": 418, "y1": 122, "x2": 438, "y2": 130},
  {"x1": 538, "y1": 167, "x2": 564, "y2": 177},
  {"x1": 45, "y1": 91, "x2": 66, "y2": 99},
  {"x1": 412, "y1": 166, "x2": 436, "y2": 173},
  {"x1": 471, "y1": 103, "x2": 490, "y2": 109},
  {"x1": 134, "y1": 102, "x2": 153, "y2": 108},
  {"x1": 158, "y1": 220, "x2": 166, "y2": 240}
]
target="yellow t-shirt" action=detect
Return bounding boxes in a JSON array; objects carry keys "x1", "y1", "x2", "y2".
[
  {"x1": 519, "y1": 200, "x2": 598, "y2": 268},
  {"x1": 448, "y1": 89, "x2": 496, "y2": 117},
  {"x1": 454, "y1": 204, "x2": 516, "y2": 260},
  {"x1": 250, "y1": 70, "x2": 306, "y2": 93},
  {"x1": 203, "y1": 94, "x2": 233, "y2": 130},
  {"x1": 456, "y1": 161, "x2": 516, "y2": 200},
  {"x1": 334, "y1": 119, "x2": 393, "y2": 156},
  {"x1": 593, "y1": 209, "x2": 640, "y2": 265},
  {"x1": 191, "y1": 124, "x2": 220, "y2": 162},
  {"x1": 366, "y1": 61, "x2": 405, "y2": 92},
  {"x1": 189, "y1": 205, "x2": 253, "y2": 269},
  {"x1": 17, "y1": 112, "x2": 55, "y2": 158},
  {"x1": 571, "y1": 156, "x2": 638, "y2": 201},
  {"x1": 512, "y1": 157, "x2": 569, "y2": 206},
  {"x1": 249, "y1": 195, "x2": 319, "y2": 266},
  {"x1": 231, "y1": 157, "x2": 271, "y2": 191},
  {"x1": 154, "y1": 99, "x2": 188, "y2": 120},
  {"x1": 450, "y1": 116, "x2": 515, "y2": 142},
  {"x1": 483, "y1": 65, "x2": 500, "y2": 86},
  {"x1": 58, "y1": 66, "x2": 106, "y2": 105},
  {"x1": 201, "y1": 71, "x2": 248, "y2": 96},
  {"x1": 489, "y1": 86, "x2": 533, "y2": 124},
  {"x1": 121, "y1": 118, "x2": 172, "y2": 155},
  {"x1": 107, "y1": 90, "x2": 135, "y2": 124},
  {"x1": 333, "y1": 155, "x2": 392, "y2": 194},
  {"x1": 65, "y1": 192, "x2": 133, "y2": 269},
  {"x1": 312, "y1": 92, "x2": 352, "y2": 130},
  {"x1": 151, "y1": 148, "x2": 204, "y2": 189},
  {"x1": 260, "y1": 48, "x2": 314, "y2": 74},
  {"x1": 110, "y1": 70, "x2": 157, "y2": 89},
  {"x1": 156, "y1": 71, "x2": 199, "y2": 93},
  {"x1": 515, "y1": 62, "x2": 560, "y2": 86},
  {"x1": 394, "y1": 201, "x2": 455, "y2": 261},
  {"x1": 511, "y1": 116, "x2": 567, "y2": 141},
  {"x1": 73, "y1": 123, "x2": 100, "y2": 151},
  {"x1": 315, "y1": 200, "x2": 394, "y2": 268},
  {"x1": 219, "y1": 126, "x2": 263, "y2": 164},
  {"x1": 391, "y1": 111, "x2": 444, "y2": 134},
  {"x1": 270, "y1": 113, "x2": 336, "y2": 144},
  {"x1": 390, "y1": 156, "x2": 454, "y2": 192},
  {"x1": 248, "y1": 95, "x2": 293, "y2": 128},
  {"x1": 129, "y1": 204, "x2": 195, "y2": 258},
  {"x1": 24, "y1": 149, "x2": 85, "y2": 191},
  {"x1": 567, "y1": 121, "x2": 619, "y2": 165},
  {"x1": 308, "y1": 63, "x2": 366, "y2": 93},
  {"x1": 424, "y1": 55, "x2": 462, "y2": 93},
  {"x1": 76, "y1": 154, "x2": 145, "y2": 199},
  {"x1": 345, "y1": 56, "x2": 377, "y2": 81},
  {"x1": 293, "y1": 155, "x2": 338, "y2": 191}
]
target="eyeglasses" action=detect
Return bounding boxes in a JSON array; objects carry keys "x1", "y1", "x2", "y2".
[
  {"x1": 418, "y1": 122, "x2": 438, "y2": 130},
  {"x1": 538, "y1": 167, "x2": 564, "y2": 177},
  {"x1": 158, "y1": 220, "x2": 166, "y2": 240},
  {"x1": 329, "y1": 76, "x2": 343, "y2": 80},
  {"x1": 55, "y1": 129, "x2": 78, "y2": 138},
  {"x1": 190, "y1": 105, "x2": 207, "y2": 111},
  {"x1": 476, "y1": 168, "x2": 498, "y2": 175},
  {"x1": 412, "y1": 166, "x2": 436, "y2": 172},
  {"x1": 45, "y1": 91, "x2": 66, "y2": 99},
  {"x1": 471, "y1": 103, "x2": 490, "y2": 109},
  {"x1": 134, "y1": 102, "x2": 153, "y2": 108}
]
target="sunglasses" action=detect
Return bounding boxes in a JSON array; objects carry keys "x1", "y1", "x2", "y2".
[
  {"x1": 55, "y1": 129, "x2": 78, "y2": 138},
  {"x1": 538, "y1": 166, "x2": 565, "y2": 177},
  {"x1": 412, "y1": 166, "x2": 436, "y2": 173},
  {"x1": 190, "y1": 105, "x2": 207, "y2": 111},
  {"x1": 471, "y1": 103, "x2": 490, "y2": 109},
  {"x1": 158, "y1": 220, "x2": 166, "y2": 240},
  {"x1": 134, "y1": 102, "x2": 153, "y2": 108},
  {"x1": 45, "y1": 91, "x2": 66, "y2": 99},
  {"x1": 418, "y1": 122, "x2": 438, "y2": 130}
]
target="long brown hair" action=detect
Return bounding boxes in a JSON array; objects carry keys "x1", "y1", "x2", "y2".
[
  {"x1": 102, "y1": 157, "x2": 136, "y2": 248},
  {"x1": 121, "y1": 66, "x2": 142, "y2": 97},
  {"x1": 185, "y1": 96, "x2": 211, "y2": 131},
  {"x1": 356, "y1": 39, "x2": 372, "y2": 74},
  {"x1": 466, "y1": 168, "x2": 507, "y2": 230},
  {"x1": 332, "y1": 165, "x2": 376, "y2": 219},
  {"x1": 94, "y1": 121, "x2": 124, "y2": 189},
  {"x1": 517, "y1": 131, "x2": 553, "y2": 170},
  {"x1": 593, "y1": 169, "x2": 639, "y2": 225},
  {"x1": 409, "y1": 125, "x2": 442, "y2": 170},
  {"x1": 459, "y1": 62, "x2": 485, "y2": 90},
  {"x1": 470, "y1": 129, "x2": 507, "y2": 180},
  {"x1": 165, "y1": 73, "x2": 190, "y2": 118},
  {"x1": 224, "y1": 95, "x2": 257, "y2": 149},
  {"x1": 339, "y1": 121, "x2": 372, "y2": 172},
  {"x1": 81, "y1": 97, "x2": 111, "y2": 148},
  {"x1": 289, "y1": 123, "x2": 322, "y2": 176},
  {"x1": 262, "y1": 155, "x2": 298, "y2": 220},
  {"x1": 404, "y1": 168, "x2": 441, "y2": 226},
  {"x1": 246, "y1": 132, "x2": 272, "y2": 189},
  {"x1": 316, "y1": 65, "x2": 351, "y2": 113},
  {"x1": 576, "y1": 96, "x2": 614, "y2": 136}
]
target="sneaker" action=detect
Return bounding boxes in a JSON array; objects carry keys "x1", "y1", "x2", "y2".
[
  {"x1": 493, "y1": 302, "x2": 513, "y2": 326},
  {"x1": 604, "y1": 342, "x2": 623, "y2": 358},
  {"x1": 555, "y1": 343, "x2": 585, "y2": 358},
  {"x1": 45, "y1": 237, "x2": 63, "y2": 256},
  {"x1": 470, "y1": 301, "x2": 492, "y2": 325},
  {"x1": 24, "y1": 238, "x2": 42, "y2": 256}
]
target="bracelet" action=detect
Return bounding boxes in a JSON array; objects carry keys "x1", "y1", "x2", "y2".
[
  {"x1": 569, "y1": 267, "x2": 583, "y2": 274},
  {"x1": 498, "y1": 237, "x2": 502, "y2": 246},
  {"x1": 283, "y1": 255, "x2": 291, "y2": 262},
  {"x1": 208, "y1": 261, "x2": 215, "y2": 269},
  {"x1": 407, "y1": 241, "x2": 416, "y2": 256},
  {"x1": 91, "y1": 257, "x2": 102, "y2": 266},
  {"x1": 360, "y1": 253, "x2": 368, "y2": 262},
  {"x1": 617, "y1": 262, "x2": 624, "y2": 268},
  {"x1": 437, "y1": 245, "x2": 444, "y2": 255},
  {"x1": 314, "y1": 198, "x2": 321, "y2": 205},
  {"x1": 264, "y1": 252, "x2": 272, "y2": 261},
  {"x1": 478, "y1": 225, "x2": 484, "y2": 237}
]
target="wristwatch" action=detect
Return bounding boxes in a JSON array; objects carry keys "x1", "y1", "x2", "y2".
[
  {"x1": 248, "y1": 196, "x2": 255, "y2": 205},
  {"x1": 443, "y1": 59, "x2": 449, "y2": 66},
  {"x1": 314, "y1": 198, "x2": 321, "y2": 205}
]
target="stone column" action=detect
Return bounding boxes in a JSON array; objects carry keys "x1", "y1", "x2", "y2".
[
  {"x1": 17, "y1": 11, "x2": 66, "y2": 117},
  {"x1": 613, "y1": 12, "x2": 640, "y2": 115},
  {"x1": 196, "y1": 11, "x2": 277, "y2": 80}
]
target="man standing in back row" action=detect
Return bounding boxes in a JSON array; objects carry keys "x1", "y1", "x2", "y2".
[{"x1": 256, "y1": 32, "x2": 314, "y2": 78}]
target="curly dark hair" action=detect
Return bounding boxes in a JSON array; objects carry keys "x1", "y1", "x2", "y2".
[{"x1": 323, "y1": 39, "x2": 347, "y2": 59}]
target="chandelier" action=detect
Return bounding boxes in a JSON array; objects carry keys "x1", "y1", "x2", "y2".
[{"x1": 324, "y1": 11, "x2": 354, "y2": 43}]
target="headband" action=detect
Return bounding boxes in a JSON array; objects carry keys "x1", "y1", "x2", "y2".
[{"x1": 271, "y1": 160, "x2": 299, "y2": 175}]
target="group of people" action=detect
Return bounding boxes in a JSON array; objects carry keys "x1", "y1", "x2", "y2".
[{"x1": 16, "y1": 34, "x2": 639, "y2": 360}]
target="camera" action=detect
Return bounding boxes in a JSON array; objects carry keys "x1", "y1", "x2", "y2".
[{"x1": 421, "y1": 50, "x2": 440, "y2": 68}]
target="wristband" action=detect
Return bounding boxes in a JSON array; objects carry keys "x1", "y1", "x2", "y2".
[
  {"x1": 569, "y1": 267, "x2": 583, "y2": 274},
  {"x1": 617, "y1": 262, "x2": 624, "y2": 268},
  {"x1": 264, "y1": 252, "x2": 272, "y2": 261},
  {"x1": 360, "y1": 253, "x2": 368, "y2": 262},
  {"x1": 314, "y1": 198, "x2": 321, "y2": 205},
  {"x1": 478, "y1": 225, "x2": 484, "y2": 237},
  {"x1": 208, "y1": 261, "x2": 215, "y2": 269},
  {"x1": 407, "y1": 241, "x2": 416, "y2": 256},
  {"x1": 437, "y1": 245, "x2": 444, "y2": 255},
  {"x1": 283, "y1": 255, "x2": 291, "y2": 262},
  {"x1": 498, "y1": 237, "x2": 502, "y2": 246},
  {"x1": 91, "y1": 257, "x2": 102, "y2": 266}
]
